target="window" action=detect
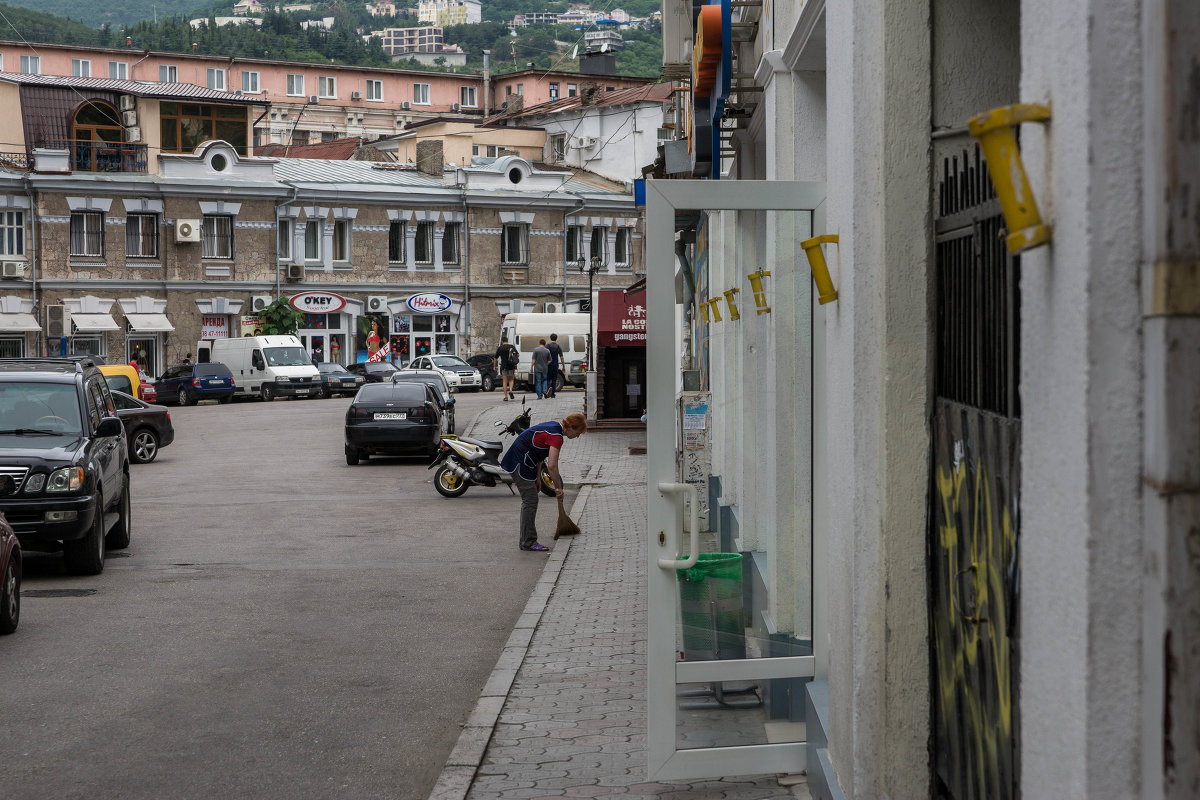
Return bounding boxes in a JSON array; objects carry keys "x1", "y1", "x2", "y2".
[
  {"x1": 201, "y1": 215, "x2": 233, "y2": 259},
  {"x1": 72, "y1": 59, "x2": 91, "y2": 78},
  {"x1": 366, "y1": 79, "x2": 383, "y2": 101},
  {"x1": 109, "y1": 61, "x2": 128, "y2": 80},
  {"x1": 286, "y1": 73, "x2": 304, "y2": 96},
  {"x1": 318, "y1": 75, "x2": 336, "y2": 98},
  {"x1": 472, "y1": 144, "x2": 502, "y2": 158},
  {"x1": 304, "y1": 220, "x2": 322, "y2": 261},
  {"x1": 565, "y1": 225, "x2": 585, "y2": 264},
  {"x1": 332, "y1": 220, "x2": 350, "y2": 261},
  {"x1": 159, "y1": 64, "x2": 177, "y2": 82},
  {"x1": 20, "y1": 55, "x2": 39, "y2": 74},
  {"x1": 549, "y1": 82, "x2": 559, "y2": 100},
  {"x1": 606, "y1": 85, "x2": 615, "y2": 92},
  {"x1": 567, "y1": 83, "x2": 577, "y2": 97},
  {"x1": 413, "y1": 83, "x2": 430, "y2": 104},
  {"x1": 160, "y1": 102, "x2": 249, "y2": 155},
  {"x1": 414, "y1": 221, "x2": 434, "y2": 265},
  {"x1": 277, "y1": 219, "x2": 292, "y2": 261},
  {"x1": 242, "y1": 70, "x2": 260, "y2": 93},
  {"x1": 207, "y1": 68, "x2": 226, "y2": 91},
  {"x1": 550, "y1": 134, "x2": 567, "y2": 162},
  {"x1": 70, "y1": 212, "x2": 104, "y2": 257},
  {"x1": 460, "y1": 86, "x2": 476, "y2": 107},
  {"x1": 388, "y1": 221, "x2": 406, "y2": 263},
  {"x1": 615, "y1": 227, "x2": 632, "y2": 266},
  {"x1": 501, "y1": 224, "x2": 528, "y2": 265},
  {"x1": 590, "y1": 226, "x2": 608, "y2": 264},
  {"x1": 505, "y1": 85, "x2": 512, "y2": 97},
  {"x1": 0, "y1": 210, "x2": 23, "y2": 257},
  {"x1": 442, "y1": 222, "x2": 461, "y2": 265},
  {"x1": 125, "y1": 214, "x2": 158, "y2": 258}
]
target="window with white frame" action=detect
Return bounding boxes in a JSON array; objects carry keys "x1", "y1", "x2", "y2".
[
  {"x1": 590, "y1": 226, "x2": 608, "y2": 264},
  {"x1": 0, "y1": 55, "x2": 4, "y2": 72},
  {"x1": 318, "y1": 75, "x2": 336, "y2": 98},
  {"x1": 516, "y1": 84, "x2": 523, "y2": 95},
  {"x1": 0, "y1": 210, "x2": 23, "y2": 257},
  {"x1": 304, "y1": 220, "x2": 322, "y2": 261},
  {"x1": 20, "y1": 55, "x2": 40, "y2": 75},
  {"x1": 160, "y1": 64, "x2": 177, "y2": 82},
  {"x1": 413, "y1": 221, "x2": 434, "y2": 265},
  {"x1": 125, "y1": 214, "x2": 158, "y2": 258},
  {"x1": 207, "y1": 68, "x2": 226, "y2": 91},
  {"x1": 0, "y1": 338, "x2": 24, "y2": 358},
  {"x1": 459, "y1": 86, "x2": 476, "y2": 107},
  {"x1": 501, "y1": 223, "x2": 528, "y2": 265},
  {"x1": 286, "y1": 73, "x2": 304, "y2": 96},
  {"x1": 388, "y1": 221, "x2": 406, "y2": 263},
  {"x1": 201, "y1": 215, "x2": 233, "y2": 259},
  {"x1": 332, "y1": 220, "x2": 350, "y2": 261},
  {"x1": 565, "y1": 225, "x2": 585, "y2": 264},
  {"x1": 615, "y1": 227, "x2": 633, "y2": 267},
  {"x1": 413, "y1": 83, "x2": 430, "y2": 104},
  {"x1": 277, "y1": 218, "x2": 292, "y2": 261},
  {"x1": 366, "y1": 79, "x2": 383, "y2": 101},
  {"x1": 550, "y1": 134, "x2": 567, "y2": 162},
  {"x1": 472, "y1": 144, "x2": 502, "y2": 158},
  {"x1": 70, "y1": 211, "x2": 104, "y2": 257},
  {"x1": 109, "y1": 61, "x2": 128, "y2": 80},
  {"x1": 567, "y1": 83, "x2": 577, "y2": 97},
  {"x1": 549, "y1": 82, "x2": 559, "y2": 100},
  {"x1": 242, "y1": 70, "x2": 260, "y2": 93},
  {"x1": 72, "y1": 59, "x2": 91, "y2": 78},
  {"x1": 442, "y1": 222, "x2": 461, "y2": 265}
]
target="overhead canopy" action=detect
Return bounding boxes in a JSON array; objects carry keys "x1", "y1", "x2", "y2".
[
  {"x1": 0, "y1": 312, "x2": 40, "y2": 332},
  {"x1": 71, "y1": 313, "x2": 119, "y2": 333},
  {"x1": 125, "y1": 313, "x2": 174, "y2": 332}
]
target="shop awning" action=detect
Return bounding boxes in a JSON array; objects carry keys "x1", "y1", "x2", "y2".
[
  {"x1": 0, "y1": 312, "x2": 40, "y2": 332},
  {"x1": 71, "y1": 313, "x2": 119, "y2": 333},
  {"x1": 125, "y1": 313, "x2": 174, "y2": 332},
  {"x1": 597, "y1": 287, "x2": 647, "y2": 347}
]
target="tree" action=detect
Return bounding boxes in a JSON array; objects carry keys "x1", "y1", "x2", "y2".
[{"x1": 255, "y1": 297, "x2": 304, "y2": 336}]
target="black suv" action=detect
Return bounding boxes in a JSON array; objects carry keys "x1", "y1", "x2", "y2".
[
  {"x1": 466, "y1": 354, "x2": 498, "y2": 392},
  {"x1": 0, "y1": 359, "x2": 131, "y2": 575}
]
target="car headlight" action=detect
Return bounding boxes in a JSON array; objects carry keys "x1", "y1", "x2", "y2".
[
  {"x1": 46, "y1": 466, "x2": 84, "y2": 493},
  {"x1": 23, "y1": 473, "x2": 46, "y2": 493}
]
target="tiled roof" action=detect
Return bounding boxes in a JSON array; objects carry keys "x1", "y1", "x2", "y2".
[
  {"x1": 256, "y1": 137, "x2": 388, "y2": 159},
  {"x1": 0, "y1": 73, "x2": 269, "y2": 104},
  {"x1": 488, "y1": 82, "x2": 673, "y2": 123}
]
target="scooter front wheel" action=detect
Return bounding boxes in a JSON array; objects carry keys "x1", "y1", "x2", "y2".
[
  {"x1": 434, "y1": 465, "x2": 470, "y2": 498},
  {"x1": 538, "y1": 463, "x2": 557, "y2": 497}
]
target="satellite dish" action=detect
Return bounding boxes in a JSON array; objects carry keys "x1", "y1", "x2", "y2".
[
  {"x1": 571, "y1": 45, "x2": 578, "y2": 59},
  {"x1": 601, "y1": 42, "x2": 609, "y2": 53}
]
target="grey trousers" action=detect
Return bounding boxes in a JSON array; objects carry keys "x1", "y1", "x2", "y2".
[{"x1": 514, "y1": 470, "x2": 541, "y2": 548}]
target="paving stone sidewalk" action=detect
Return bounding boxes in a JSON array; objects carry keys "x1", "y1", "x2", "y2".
[{"x1": 428, "y1": 393, "x2": 806, "y2": 799}]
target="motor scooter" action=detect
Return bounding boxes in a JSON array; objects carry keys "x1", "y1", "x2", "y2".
[{"x1": 428, "y1": 397, "x2": 556, "y2": 498}]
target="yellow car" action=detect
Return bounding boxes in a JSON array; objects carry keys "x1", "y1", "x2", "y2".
[{"x1": 98, "y1": 363, "x2": 156, "y2": 403}]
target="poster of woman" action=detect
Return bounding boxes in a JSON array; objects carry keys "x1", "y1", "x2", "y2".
[{"x1": 356, "y1": 314, "x2": 388, "y2": 362}]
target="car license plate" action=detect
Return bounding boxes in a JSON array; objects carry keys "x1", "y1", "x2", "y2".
[
  {"x1": 374, "y1": 412, "x2": 406, "y2": 420},
  {"x1": 296, "y1": 389, "x2": 309, "y2": 395},
  {"x1": 207, "y1": 379, "x2": 224, "y2": 385}
]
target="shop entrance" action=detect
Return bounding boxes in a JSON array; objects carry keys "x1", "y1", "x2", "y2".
[
  {"x1": 601, "y1": 347, "x2": 645, "y2": 418},
  {"x1": 298, "y1": 312, "x2": 350, "y2": 366}
]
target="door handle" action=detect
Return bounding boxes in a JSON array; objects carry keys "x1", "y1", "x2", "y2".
[{"x1": 656, "y1": 482, "x2": 700, "y2": 570}]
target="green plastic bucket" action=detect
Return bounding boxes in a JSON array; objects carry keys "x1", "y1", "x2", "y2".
[{"x1": 676, "y1": 553, "x2": 745, "y2": 660}]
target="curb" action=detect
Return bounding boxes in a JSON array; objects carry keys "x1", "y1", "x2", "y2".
[{"x1": 425, "y1": 484, "x2": 594, "y2": 800}]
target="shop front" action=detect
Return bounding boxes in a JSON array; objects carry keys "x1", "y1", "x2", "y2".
[
  {"x1": 384, "y1": 292, "x2": 462, "y2": 366},
  {"x1": 596, "y1": 286, "x2": 647, "y2": 419},
  {"x1": 291, "y1": 291, "x2": 353, "y2": 366},
  {"x1": 0, "y1": 295, "x2": 39, "y2": 357}
]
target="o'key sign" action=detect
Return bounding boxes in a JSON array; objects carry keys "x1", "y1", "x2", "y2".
[{"x1": 289, "y1": 291, "x2": 347, "y2": 314}]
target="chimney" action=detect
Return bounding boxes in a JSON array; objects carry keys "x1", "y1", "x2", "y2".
[
  {"x1": 416, "y1": 140, "x2": 444, "y2": 176},
  {"x1": 503, "y1": 94, "x2": 524, "y2": 115}
]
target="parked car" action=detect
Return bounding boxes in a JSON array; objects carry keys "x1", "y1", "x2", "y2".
[
  {"x1": 316, "y1": 362, "x2": 365, "y2": 398},
  {"x1": 390, "y1": 371, "x2": 456, "y2": 433},
  {"x1": 110, "y1": 390, "x2": 175, "y2": 464},
  {"x1": 346, "y1": 362, "x2": 399, "y2": 383},
  {"x1": 0, "y1": 358, "x2": 131, "y2": 575},
  {"x1": 155, "y1": 362, "x2": 235, "y2": 405},
  {"x1": 344, "y1": 381, "x2": 443, "y2": 464},
  {"x1": 466, "y1": 354, "x2": 498, "y2": 392},
  {"x1": 566, "y1": 358, "x2": 587, "y2": 388},
  {"x1": 98, "y1": 363, "x2": 156, "y2": 403},
  {"x1": 0, "y1": 509, "x2": 19, "y2": 634},
  {"x1": 139, "y1": 378, "x2": 158, "y2": 403},
  {"x1": 403, "y1": 355, "x2": 481, "y2": 391}
]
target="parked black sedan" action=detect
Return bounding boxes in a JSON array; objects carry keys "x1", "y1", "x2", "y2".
[
  {"x1": 110, "y1": 390, "x2": 175, "y2": 464},
  {"x1": 316, "y1": 362, "x2": 365, "y2": 398},
  {"x1": 344, "y1": 381, "x2": 442, "y2": 464},
  {"x1": 346, "y1": 362, "x2": 399, "y2": 383}
]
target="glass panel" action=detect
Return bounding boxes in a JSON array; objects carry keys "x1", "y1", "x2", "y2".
[
  {"x1": 412, "y1": 315, "x2": 432, "y2": 332},
  {"x1": 180, "y1": 118, "x2": 211, "y2": 152},
  {"x1": 215, "y1": 120, "x2": 247, "y2": 154},
  {"x1": 160, "y1": 119, "x2": 178, "y2": 151},
  {"x1": 435, "y1": 334, "x2": 454, "y2": 354}
]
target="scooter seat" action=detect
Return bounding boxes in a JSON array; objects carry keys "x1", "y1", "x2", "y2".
[{"x1": 460, "y1": 436, "x2": 503, "y2": 450}]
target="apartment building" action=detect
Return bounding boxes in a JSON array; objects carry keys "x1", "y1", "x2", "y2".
[
  {"x1": 417, "y1": 0, "x2": 481, "y2": 26},
  {"x1": 512, "y1": 12, "x2": 560, "y2": 26},
  {"x1": 490, "y1": 68, "x2": 652, "y2": 111},
  {"x1": 374, "y1": 26, "x2": 446, "y2": 55},
  {"x1": 382, "y1": 118, "x2": 546, "y2": 165}
]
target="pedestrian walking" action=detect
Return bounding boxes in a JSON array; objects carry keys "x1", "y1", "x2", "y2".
[
  {"x1": 500, "y1": 412, "x2": 588, "y2": 551},
  {"x1": 546, "y1": 333, "x2": 563, "y2": 398},
  {"x1": 495, "y1": 336, "x2": 519, "y2": 401},
  {"x1": 531, "y1": 339, "x2": 551, "y2": 399}
]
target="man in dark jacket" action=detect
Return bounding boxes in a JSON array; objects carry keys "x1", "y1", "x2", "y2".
[
  {"x1": 494, "y1": 336, "x2": 519, "y2": 401},
  {"x1": 546, "y1": 333, "x2": 563, "y2": 398}
]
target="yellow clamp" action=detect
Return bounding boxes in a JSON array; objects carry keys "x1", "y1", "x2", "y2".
[
  {"x1": 800, "y1": 234, "x2": 840, "y2": 305},
  {"x1": 747, "y1": 270, "x2": 772, "y2": 314},
  {"x1": 966, "y1": 103, "x2": 1052, "y2": 254},
  {"x1": 722, "y1": 288, "x2": 741, "y2": 320}
]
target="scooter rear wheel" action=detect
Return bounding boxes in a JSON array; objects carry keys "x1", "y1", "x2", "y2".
[
  {"x1": 434, "y1": 465, "x2": 470, "y2": 498},
  {"x1": 538, "y1": 463, "x2": 557, "y2": 497}
]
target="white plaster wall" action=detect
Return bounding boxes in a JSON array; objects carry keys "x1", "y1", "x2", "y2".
[{"x1": 537, "y1": 104, "x2": 663, "y2": 183}]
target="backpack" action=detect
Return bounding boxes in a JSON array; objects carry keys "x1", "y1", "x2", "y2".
[{"x1": 504, "y1": 345, "x2": 520, "y2": 369}]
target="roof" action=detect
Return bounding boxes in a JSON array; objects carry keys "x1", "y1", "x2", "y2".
[
  {"x1": 256, "y1": 137, "x2": 389, "y2": 159},
  {"x1": 403, "y1": 116, "x2": 542, "y2": 132},
  {"x1": 488, "y1": 82, "x2": 673, "y2": 123},
  {"x1": 489, "y1": 68, "x2": 655, "y2": 84},
  {"x1": 0, "y1": 73, "x2": 269, "y2": 105}
]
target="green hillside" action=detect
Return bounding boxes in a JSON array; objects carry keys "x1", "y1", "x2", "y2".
[{"x1": 0, "y1": 0, "x2": 215, "y2": 28}]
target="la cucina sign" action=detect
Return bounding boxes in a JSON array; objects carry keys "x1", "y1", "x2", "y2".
[
  {"x1": 407, "y1": 292, "x2": 452, "y2": 314},
  {"x1": 289, "y1": 291, "x2": 347, "y2": 314}
]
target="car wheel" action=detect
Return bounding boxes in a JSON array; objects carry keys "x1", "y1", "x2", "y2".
[
  {"x1": 0, "y1": 553, "x2": 19, "y2": 634},
  {"x1": 106, "y1": 481, "x2": 132, "y2": 550},
  {"x1": 538, "y1": 463, "x2": 557, "y2": 497},
  {"x1": 130, "y1": 428, "x2": 159, "y2": 464},
  {"x1": 261, "y1": 384, "x2": 275, "y2": 402},
  {"x1": 482, "y1": 375, "x2": 495, "y2": 392},
  {"x1": 178, "y1": 388, "x2": 192, "y2": 406},
  {"x1": 555, "y1": 373, "x2": 565, "y2": 393},
  {"x1": 345, "y1": 445, "x2": 359, "y2": 465},
  {"x1": 64, "y1": 496, "x2": 105, "y2": 575},
  {"x1": 434, "y1": 465, "x2": 469, "y2": 498}
]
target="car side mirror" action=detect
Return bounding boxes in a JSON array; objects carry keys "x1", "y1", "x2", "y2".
[
  {"x1": 448, "y1": 397, "x2": 456, "y2": 406},
  {"x1": 96, "y1": 417, "x2": 123, "y2": 437}
]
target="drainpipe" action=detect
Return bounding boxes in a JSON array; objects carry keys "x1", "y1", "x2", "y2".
[
  {"x1": 459, "y1": 178, "x2": 472, "y2": 356},
  {"x1": 22, "y1": 174, "x2": 38, "y2": 353},
  {"x1": 563, "y1": 197, "x2": 593, "y2": 305},
  {"x1": 129, "y1": 49, "x2": 152, "y2": 81},
  {"x1": 275, "y1": 184, "x2": 300, "y2": 299},
  {"x1": 482, "y1": 50, "x2": 491, "y2": 116}
]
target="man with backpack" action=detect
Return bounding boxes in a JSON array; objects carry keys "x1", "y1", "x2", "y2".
[
  {"x1": 546, "y1": 333, "x2": 563, "y2": 398},
  {"x1": 495, "y1": 335, "x2": 520, "y2": 401}
]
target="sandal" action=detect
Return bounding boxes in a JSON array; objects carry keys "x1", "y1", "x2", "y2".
[{"x1": 521, "y1": 542, "x2": 550, "y2": 552}]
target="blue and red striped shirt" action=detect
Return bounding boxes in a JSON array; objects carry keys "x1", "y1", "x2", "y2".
[{"x1": 501, "y1": 420, "x2": 565, "y2": 481}]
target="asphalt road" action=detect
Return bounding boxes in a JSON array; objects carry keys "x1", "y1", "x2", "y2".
[{"x1": 1, "y1": 387, "x2": 569, "y2": 800}]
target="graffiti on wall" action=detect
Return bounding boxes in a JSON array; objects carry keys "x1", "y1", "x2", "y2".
[{"x1": 931, "y1": 400, "x2": 1020, "y2": 800}]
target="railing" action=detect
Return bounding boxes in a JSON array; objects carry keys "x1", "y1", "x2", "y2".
[
  {"x1": 39, "y1": 140, "x2": 149, "y2": 173},
  {"x1": 0, "y1": 152, "x2": 30, "y2": 171}
]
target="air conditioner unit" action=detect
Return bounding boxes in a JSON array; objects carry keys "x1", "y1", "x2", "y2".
[
  {"x1": 1, "y1": 261, "x2": 25, "y2": 278},
  {"x1": 251, "y1": 295, "x2": 272, "y2": 313},
  {"x1": 543, "y1": 301, "x2": 562, "y2": 313},
  {"x1": 451, "y1": 102, "x2": 461, "y2": 112},
  {"x1": 574, "y1": 136, "x2": 597, "y2": 149},
  {"x1": 45, "y1": 305, "x2": 69, "y2": 338},
  {"x1": 175, "y1": 219, "x2": 201, "y2": 243},
  {"x1": 308, "y1": 95, "x2": 319, "y2": 104},
  {"x1": 401, "y1": 101, "x2": 411, "y2": 110},
  {"x1": 366, "y1": 295, "x2": 388, "y2": 313},
  {"x1": 286, "y1": 263, "x2": 305, "y2": 281},
  {"x1": 351, "y1": 91, "x2": 363, "y2": 100}
]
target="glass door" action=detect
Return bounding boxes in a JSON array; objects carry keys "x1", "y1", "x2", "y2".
[{"x1": 644, "y1": 180, "x2": 825, "y2": 780}]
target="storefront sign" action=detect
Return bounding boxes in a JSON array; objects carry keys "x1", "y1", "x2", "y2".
[
  {"x1": 690, "y1": 0, "x2": 732, "y2": 179},
  {"x1": 289, "y1": 291, "x2": 347, "y2": 314},
  {"x1": 597, "y1": 288, "x2": 647, "y2": 347},
  {"x1": 407, "y1": 292, "x2": 452, "y2": 314},
  {"x1": 200, "y1": 315, "x2": 229, "y2": 339}
]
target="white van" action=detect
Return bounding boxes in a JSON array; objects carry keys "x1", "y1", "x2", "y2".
[
  {"x1": 205, "y1": 335, "x2": 321, "y2": 401},
  {"x1": 499, "y1": 313, "x2": 590, "y2": 391}
]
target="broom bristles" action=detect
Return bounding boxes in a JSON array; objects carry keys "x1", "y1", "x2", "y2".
[{"x1": 554, "y1": 496, "x2": 581, "y2": 539}]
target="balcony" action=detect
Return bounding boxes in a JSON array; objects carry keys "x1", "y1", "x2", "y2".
[{"x1": 38, "y1": 140, "x2": 149, "y2": 173}]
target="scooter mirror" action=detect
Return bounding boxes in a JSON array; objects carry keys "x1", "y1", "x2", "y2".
[{"x1": 494, "y1": 420, "x2": 504, "y2": 427}]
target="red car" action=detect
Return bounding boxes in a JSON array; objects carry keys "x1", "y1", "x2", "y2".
[
  {"x1": 0, "y1": 506, "x2": 19, "y2": 634},
  {"x1": 139, "y1": 378, "x2": 158, "y2": 403}
]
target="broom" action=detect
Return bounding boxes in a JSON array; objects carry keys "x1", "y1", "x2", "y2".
[{"x1": 554, "y1": 495, "x2": 581, "y2": 539}]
